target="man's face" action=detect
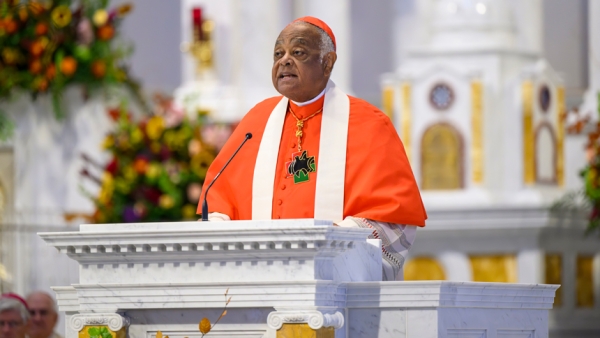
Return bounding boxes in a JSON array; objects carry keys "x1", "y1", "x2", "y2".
[
  {"x1": 272, "y1": 22, "x2": 336, "y2": 102},
  {"x1": 26, "y1": 294, "x2": 57, "y2": 338},
  {"x1": 0, "y1": 309, "x2": 27, "y2": 338}
]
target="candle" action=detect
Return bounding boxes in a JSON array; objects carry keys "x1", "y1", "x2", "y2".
[{"x1": 192, "y1": 7, "x2": 203, "y2": 41}]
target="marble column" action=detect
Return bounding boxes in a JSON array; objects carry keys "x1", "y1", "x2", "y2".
[
  {"x1": 517, "y1": 250, "x2": 544, "y2": 284},
  {"x1": 438, "y1": 252, "x2": 472, "y2": 281},
  {"x1": 294, "y1": 0, "x2": 352, "y2": 94}
]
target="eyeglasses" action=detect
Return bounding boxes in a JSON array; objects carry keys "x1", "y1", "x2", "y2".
[{"x1": 0, "y1": 320, "x2": 23, "y2": 328}]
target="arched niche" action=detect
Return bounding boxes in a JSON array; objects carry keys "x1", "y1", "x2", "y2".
[
  {"x1": 535, "y1": 122, "x2": 557, "y2": 184},
  {"x1": 421, "y1": 123, "x2": 464, "y2": 190}
]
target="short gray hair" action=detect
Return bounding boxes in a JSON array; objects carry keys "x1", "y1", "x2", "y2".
[
  {"x1": 0, "y1": 298, "x2": 30, "y2": 323},
  {"x1": 292, "y1": 21, "x2": 335, "y2": 61}
]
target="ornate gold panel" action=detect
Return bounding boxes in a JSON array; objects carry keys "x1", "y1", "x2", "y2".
[
  {"x1": 522, "y1": 81, "x2": 535, "y2": 185},
  {"x1": 382, "y1": 86, "x2": 394, "y2": 120},
  {"x1": 421, "y1": 124, "x2": 463, "y2": 190},
  {"x1": 277, "y1": 323, "x2": 334, "y2": 338},
  {"x1": 401, "y1": 82, "x2": 412, "y2": 162},
  {"x1": 544, "y1": 254, "x2": 562, "y2": 307},
  {"x1": 78, "y1": 326, "x2": 126, "y2": 338},
  {"x1": 470, "y1": 255, "x2": 517, "y2": 283},
  {"x1": 576, "y1": 255, "x2": 594, "y2": 308},
  {"x1": 471, "y1": 80, "x2": 484, "y2": 184},
  {"x1": 556, "y1": 87, "x2": 565, "y2": 186},
  {"x1": 404, "y1": 257, "x2": 446, "y2": 281}
]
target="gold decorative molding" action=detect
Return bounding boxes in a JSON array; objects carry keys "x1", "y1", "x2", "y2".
[
  {"x1": 404, "y1": 257, "x2": 446, "y2": 281},
  {"x1": 277, "y1": 323, "x2": 334, "y2": 338},
  {"x1": 556, "y1": 87, "x2": 565, "y2": 186},
  {"x1": 544, "y1": 254, "x2": 562, "y2": 307},
  {"x1": 401, "y1": 82, "x2": 412, "y2": 163},
  {"x1": 382, "y1": 85, "x2": 394, "y2": 120},
  {"x1": 471, "y1": 80, "x2": 484, "y2": 185},
  {"x1": 576, "y1": 255, "x2": 594, "y2": 308},
  {"x1": 470, "y1": 255, "x2": 517, "y2": 283},
  {"x1": 522, "y1": 81, "x2": 535, "y2": 185}
]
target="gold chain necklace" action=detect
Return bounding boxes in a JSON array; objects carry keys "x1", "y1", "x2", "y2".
[{"x1": 289, "y1": 105, "x2": 323, "y2": 152}]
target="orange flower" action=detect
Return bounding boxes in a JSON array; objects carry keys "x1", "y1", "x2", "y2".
[
  {"x1": 60, "y1": 57, "x2": 77, "y2": 76},
  {"x1": 91, "y1": 60, "x2": 106, "y2": 78},
  {"x1": 35, "y1": 22, "x2": 48, "y2": 35},
  {"x1": 199, "y1": 318, "x2": 211, "y2": 334},
  {"x1": 29, "y1": 40, "x2": 44, "y2": 57},
  {"x1": 29, "y1": 59, "x2": 43, "y2": 74},
  {"x1": 97, "y1": 25, "x2": 115, "y2": 40},
  {"x1": 117, "y1": 4, "x2": 133, "y2": 16},
  {"x1": 46, "y1": 64, "x2": 56, "y2": 80},
  {"x1": 28, "y1": 2, "x2": 45, "y2": 16},
  {"x1": 18, "y1": 7, "x2": 28, "y2": 21},
  {"x1": 4, "y1": 17, "x2": 18, "y2": 34},
  {"x1": 133, "y1": 158, "x2": 148, "y2": 174}
]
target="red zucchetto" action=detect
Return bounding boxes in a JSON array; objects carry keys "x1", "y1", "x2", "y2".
[{"x1": 292, "y1": 16, "x2": 336, "y2": 50}]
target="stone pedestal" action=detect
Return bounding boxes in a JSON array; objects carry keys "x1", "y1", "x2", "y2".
[{"x1": 40, "y1": 220, "x2": 558, "y2": 337}]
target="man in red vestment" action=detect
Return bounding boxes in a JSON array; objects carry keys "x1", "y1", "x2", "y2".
[{"x1": 198, "y1": 16, "x2": 427, "y2": 280}]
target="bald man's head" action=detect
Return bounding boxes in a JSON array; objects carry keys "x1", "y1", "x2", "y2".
[{"x1": 26, "y1": 292, "x2": 57, "y2": 338}]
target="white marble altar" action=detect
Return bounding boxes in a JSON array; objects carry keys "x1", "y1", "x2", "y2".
[{"x1": 40, "y1": 220, "x2": 558, "y2": 338}]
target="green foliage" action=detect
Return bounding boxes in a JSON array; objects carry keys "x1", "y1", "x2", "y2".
[{"x1": 88, "y1": 327, "x2": 112, "y2": 338}]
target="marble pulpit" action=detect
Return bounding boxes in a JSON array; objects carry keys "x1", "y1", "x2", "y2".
[{"x1": 39, "y1": 220, "x2": 558, "y2": 338}]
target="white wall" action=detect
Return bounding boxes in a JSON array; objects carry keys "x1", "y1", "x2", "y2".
[{"x1": 113, "y1": 0, "x2": 183, "y2": 93}]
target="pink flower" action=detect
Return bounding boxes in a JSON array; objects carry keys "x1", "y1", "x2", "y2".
[{"x1": 77, "y1": 18, "x2": 94, "y2": 45}]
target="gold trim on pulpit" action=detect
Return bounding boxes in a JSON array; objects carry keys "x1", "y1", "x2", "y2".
[
  {"x1": 556, "y1": 87, "x2": 565, "y2": 186},
  {"x1": 277, "y1": 323, "x2": 335, "y2": 338},
  {"x1": 544, "y1": 254, "x2": 563, "y2": 307},
  {"x1": 470, "y1": 254, "x2": 517, "y2": 283},
  {"x1": 471, "y1": 80, "x2": 484, "y2": 184},
  {"x1": 576, "y1": 255, "x2": 595, "y2": 308},
  {"x1": 401, "y1": 82, "x2": 412, "y2": 162},
  {"x1": 522, "y1": 81, "x2": 535, "y2": 185},
  {"x1": 78, "y1": 326, "x2": 126, "y2": 338},
  {"x1": 382, "y1": 85, "x2": 394, "y2": 120}
]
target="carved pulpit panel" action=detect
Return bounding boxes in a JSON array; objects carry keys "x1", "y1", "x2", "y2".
[{"x1": 421, "y1": 123, "x2": 463, "y2": 190}]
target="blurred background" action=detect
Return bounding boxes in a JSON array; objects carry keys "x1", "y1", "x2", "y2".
[{"x1": 0, "y1": 0, "x2": 599, "y2": 337}]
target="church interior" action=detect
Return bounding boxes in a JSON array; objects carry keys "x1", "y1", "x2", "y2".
[{"x1": 0, "y1": 0, "x2": 599, "y2": 337}]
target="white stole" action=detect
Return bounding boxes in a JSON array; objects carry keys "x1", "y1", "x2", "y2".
[{"x1": 251, "y1": 80, "x2": 350, "y2": 222}]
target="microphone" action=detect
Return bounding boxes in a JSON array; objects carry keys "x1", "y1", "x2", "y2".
[{"x1": 201, "y1": 132, "x2": 253, "y2": 221}]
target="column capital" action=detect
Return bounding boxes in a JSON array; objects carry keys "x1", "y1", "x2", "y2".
[
  {"x1": 267, "y1": 310, "x2": 344, "y2": 330},
  {"x1": 69, "y1": 313, "x2": 130, "y2": 332}
]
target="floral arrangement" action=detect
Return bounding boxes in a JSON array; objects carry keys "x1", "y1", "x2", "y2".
[
  {"x1": 579, "y1": 95, "x2": 600, "y2": 233},
  {"x1": 82, "y1": 94, "x2": 217, "y2": 223},
  {"x1": 0, "y1": 0, "x2": 145, "y2": 140},
  {"x1": 553, "y1": 92, "x2": 600, "y2": 234}
]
